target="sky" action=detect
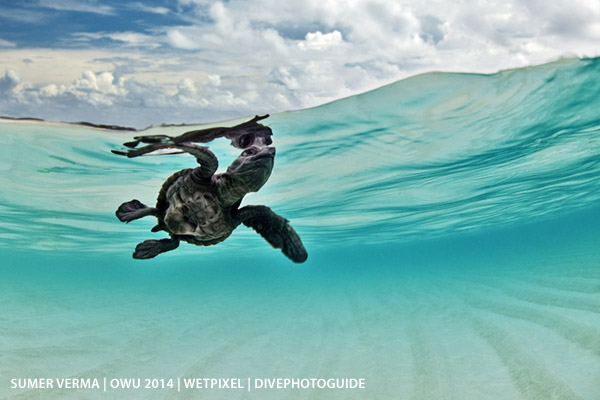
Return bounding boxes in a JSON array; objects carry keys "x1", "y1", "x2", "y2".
[{"x1": 0, "y1": 0, "x2": 599, "y2": 127}]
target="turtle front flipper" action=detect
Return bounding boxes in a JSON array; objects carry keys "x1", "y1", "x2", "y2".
[
  {"x1": 176, "y1": 115, "x2": 272, "y2": 148},
  {"x1": 116, "y1": 199, "x2": 159, "y2": 222},
  {"x1": 133, "y1": 237, "x2": 180, "y2": 259},
  {"x1": 237, "y1": 205, "x2": 307, "y2": 263},
  {"x1": 111, "y1": 142, "x2": 183, "y2": 158}
]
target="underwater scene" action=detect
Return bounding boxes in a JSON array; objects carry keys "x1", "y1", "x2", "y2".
[{"x1": 1, "y1": 57, "x2": 600, "y2": 399}]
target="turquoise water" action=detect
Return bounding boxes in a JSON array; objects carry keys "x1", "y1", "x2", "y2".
[{"x1": 1, "y1": 57, "x2": 600, "y2": 399}]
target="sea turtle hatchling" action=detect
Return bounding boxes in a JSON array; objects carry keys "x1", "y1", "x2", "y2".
[{"x1": 112, "y1": 115, "x2": 307, "y2": 263}]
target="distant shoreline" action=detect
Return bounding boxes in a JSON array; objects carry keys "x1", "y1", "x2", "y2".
[
  {"x1": 0, "y1": 116, "x2": 138, "y2": 131},
  {"x1": 0, "y1": 115, "x2": 245, "y2": 132}
]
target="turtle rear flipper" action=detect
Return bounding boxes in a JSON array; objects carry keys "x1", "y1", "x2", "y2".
[
  {"x1": 116, "y1": 199, "x2": 158, "y2": 222},
  {"x1": 238, "y1": 205, "x2": 307, "y2": 263},
  {"x1": 133, "y1": 238, "x2": 180, "y2": 259}
]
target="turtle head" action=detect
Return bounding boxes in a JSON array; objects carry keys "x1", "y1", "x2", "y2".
[{"x1": 224, "y1": 145, "x2": 275, "y2": 198}]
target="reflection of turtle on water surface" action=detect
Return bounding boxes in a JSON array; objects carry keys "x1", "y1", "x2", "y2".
[{"x1": 112, "y1": 115, "x2": 307, "y2": 263}]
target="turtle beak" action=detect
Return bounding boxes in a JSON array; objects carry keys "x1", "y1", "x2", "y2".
[{"x1": 255, "y1": 146, "x2": 275, "y2": 160}]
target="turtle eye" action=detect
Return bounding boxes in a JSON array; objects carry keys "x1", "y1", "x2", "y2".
[
  {"x1": 238, "y1": 134, "x2": 252, "y2": 148},
  {"x1": 242, "y1": 148, "x2": 257, "y2": 157}
]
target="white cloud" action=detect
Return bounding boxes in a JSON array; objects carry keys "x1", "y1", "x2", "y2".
[
  {"x1": 166, "y1": 29, "x2": 202, "y2": 50},
  {"x1": 1, "y1": 0, "x2": 600, "y2": 127},
  {"x1": 298, "y1": 31, "x2": 343, "y2": 50},
  {"x1": 0, "y1": 39, "x2": 16, "y2": 48},
  {"x1": 73, "y1": 71, "x2": 126, "y2": 96},
  {"x1": 0, "y1": 7, "x2": 48, "y2": 23},
  {"x1": 38, "y1": 0, "x2": 115, "y2": 15},
  {"x1": 0, "y1": 70, "x2": 20, "y2": 93},
  {"x1": 129, "y1": 3, "x2": 170, "y2": 15},
  {"x1": 72, "y1": 32, "x2": 161, "y2": 48},
  {"x1": 0, "y1": 66, "x2": 291, "y2": 127},
  {"x1": 104, "y1": 32, "x2": 161, "y2": 48},
  {"x1": 39, "y1": 84, "x2": 62, "y2": 97},
  {"x1": 177, "y1": 0, "x2": 212, "y2": 6},
  {"x1": 152, "y1": 1, "x2": 443, "y2": 108}
]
